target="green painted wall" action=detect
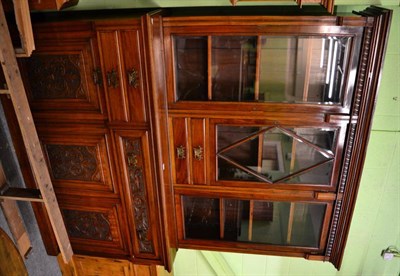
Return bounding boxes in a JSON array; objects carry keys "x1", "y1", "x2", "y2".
[{"x1": 173, "y1": 5, "x2": 400, "y2": 276}]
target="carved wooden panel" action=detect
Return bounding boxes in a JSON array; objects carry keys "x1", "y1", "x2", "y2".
[
  {"x1": 58, "y1": 197, "x2": 130, "y2": 256},
  {"x1": 123, "y1": 137, "x2": 153, "y2": 254},
  {"x1": 46, "y1": 144, "x2": 101, "y2": 182},
  {"x1": 26, "y1": 55, "x2": 86, "y2": 100},
  {"x1": 39, "y1": 128, "x2": 116, "y2": 195},
  {"x1": 114, "y1": 130, "x2": 160, "y2": 259},
  {"x1": 62, "y1": 209, "x2": 113, "y2": 241},
  {"x1": 21, "y1": 21, "x2": 105, "y2": 119}
]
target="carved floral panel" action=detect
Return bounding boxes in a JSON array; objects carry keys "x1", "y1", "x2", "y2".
[
  {"x1": 26, "y1": 54, "x2": 87, "y2": 100},
  {"x1": 45, "y1": 144, "x2": 102, "y2": 182},
  {"x1": 123, "y1": 138, "x2": 154, "y2": 254},
  {"x1": 62, "y1": 209, "x2": 113, "y2": 241}
]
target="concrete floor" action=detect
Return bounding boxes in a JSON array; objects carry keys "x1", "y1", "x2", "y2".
[{"x1": 0, "y1": 100, "x2": 61, "y2": 276}]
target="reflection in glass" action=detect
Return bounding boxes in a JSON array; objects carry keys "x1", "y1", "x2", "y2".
[
  {"x1": 182, "y1": 196, "x2": 326, "y2": 248},
  {"x1": 217, "y1": 125, "x2": 336, "y2": 185},
  {"x1": 175, "y1": 36, "x2": 208, "y2": 101},
  {"x1": 212, "y1": 36, "x2": 257, "y2": 101},
  {"x1": 173, "y1": 35, "x2": 352, "y2": 104},
  {"x1": 259, "y1": 36, "x2": 350, "y2": 104}
]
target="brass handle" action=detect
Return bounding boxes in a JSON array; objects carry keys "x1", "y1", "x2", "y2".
[
  {"x1": 106, "y1": 68, "x2": 119, "y2": 88},
  {"x1": 93, "y1": 68, "x2": 102, "y2": 86},
  {"x1": 193, "y1": 146, "x2": 203, "y2": 161},
  {"x1": 176, "y1": 145, "x2": 186, "y2": 160},
  {"x1": 127, "y1": 68, "x2": 139, "y2": 88}
]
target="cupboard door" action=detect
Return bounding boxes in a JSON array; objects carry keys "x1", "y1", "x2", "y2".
[
  {"x1": 97, "y1": 24, "x2": 147, "y2": 124},
  {"x1": 21, "y1": 22, "x2": 105, "y2": 117},
  {"x1": 38, "y1": 126, "x2": 118, "y2": 196},
  {"x1": 58, "y1": 196, "x2": 131, "y2": 256},
  {"x1": 191, "y1": 118, "x2": 207, "y2": 185},
  {"x1": 114, "y1": 130, "x2": 160, "y2": 260},
  {"x1": 166, "y1": 28, "x2": 364, "y2": 115},
  {"x1": 170, "y1": 117, "x2": 189, "y2": 184},
  {"x1": 170, "y1": 117, "x2": 207, "y2": 185}
]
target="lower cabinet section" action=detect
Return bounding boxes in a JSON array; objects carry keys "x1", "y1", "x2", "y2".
[
  {"x1": 58, "y1": 196, "x2": 131, "y2": 257},
  {"x1": 58, "y1": 255, "x2": 171, "y2": 276}
]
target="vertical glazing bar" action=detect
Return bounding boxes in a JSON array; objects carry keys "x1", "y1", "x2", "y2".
[
  {"x1": 220, "y1": 198, "x2": 225, "y2": 239},
  {"x1": 248, "y1": 200, "x2": 254, "y2": 241},
  {"x1": 287, "y1": 203, "x2": 295, "y2": 243},
  {"x1": 303, "y1": 39, "x2": 313, "y2": 102},
  {"x1": 257, "y1": 133, "x2": 264, "y2": 173},
  {"x1": 254, "y1": 36, "x2": 262, "y2": 101},
  {"x1": 208, "y1": 36, "x2": 212, "y2": 100}
]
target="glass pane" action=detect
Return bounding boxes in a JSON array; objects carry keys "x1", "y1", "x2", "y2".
[
  {"x1": 217, "y1": 125, "x2": 336, "y2": 185},
  {"x1": 174, "y1": 36, "x2": 208, "y2": 101},
  {"x1": 183, "y1": 196, "x2": 220, "y2": 240},
  {"x1": 181, "y1": 196, "x2": 327, "y2": 248},
  {"x1": 212, "y1": 36, "x2": 257, "y2": 101},
  {"x1": 235, "y1": 200, "x2": 326, "y2": 248},
  {"x1": 259, "y1": 36, "x2": 351, "y2": 104}
]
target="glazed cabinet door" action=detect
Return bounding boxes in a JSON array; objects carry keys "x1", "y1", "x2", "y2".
[
  {"x1": 114, "y1": 130, "x2": 161, "y2": 261},
  {"x1": 20, "y1": 21, "x2": 105, "y2": 120},
  {"x1": 175, "y1": 191, "x2": 334, "y2": 256},
  {"x1": 210, "y1": 118, "x2": 348, "y2": 191},
  {"x1": 164, "y1": 26, "x2": 363, "y2": 115},
  {"x1": 96, "y1": 21, "x2": 148, "y2": 125}
]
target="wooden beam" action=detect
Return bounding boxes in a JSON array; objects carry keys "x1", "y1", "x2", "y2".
[
  {"x1": 12, "y1": 0, "x2": 35, "y2": 57},
  {"x1": 0, "y1": 187, "x2": 44, "y2": 202},
  {"x1": 0, "y1": 164, "x2": 32, "y2": 257},
  {"x1": 0, "y1": 2, "x2": 73, "y2": 263},
  {"x1": 0, "y1": 89, "x2": 9, "y2": 95}
]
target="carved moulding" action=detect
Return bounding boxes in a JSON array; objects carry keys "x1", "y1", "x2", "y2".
[{"x1": 325, "y1": 6, "x2": 393, "y2": 269}]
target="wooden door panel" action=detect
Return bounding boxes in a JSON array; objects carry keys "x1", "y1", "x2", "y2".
[
  {"x1": 39, "y1": 128, "x2": 118, "y2": 196},
  {"x1": 20, "y1": 24, "x2": 104, "y2": 117},
  {"x1": 58, "y1": 196, "x2": 131, "y2": 256},
  {"x1": 169, "y1": 117, "x2": 189, "y2": 184},
  {"x1": 114, "y1": 130, "x2": 160, "y2": 260},
  {"x1": 98, "y1": 30, "x2": 129, "y2": 122},
  {"x1": 120, "y1": 29, "x2": 147, "y2": 124},
  {"x1": 190, "y1": 118, "x2": 207, "y2": 185},
  {"x1": 97, "y1": 27, "x2": 147, "y2": 125}
]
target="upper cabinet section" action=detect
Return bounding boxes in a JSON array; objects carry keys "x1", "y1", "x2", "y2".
[
  {"x1": 163, "y1": 15, "x2": 365, "y2": 114},
  {"x1": 174, "y1": 35, "x2": 356, "y2": 106}
]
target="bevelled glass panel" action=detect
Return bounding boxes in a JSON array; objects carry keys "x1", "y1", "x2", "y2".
[
  {"x1": 259, "y1": 36, "x2": 351, "y2": 104},
  {"x1": 217, "y1": 125, "x2": 336, "y2": 185},
  {"x1": 174, "y1": 36, "x2": 208, "y2": 101},
  {"x1": 212, "y1": 36, "x2": 257, "y2": 101}
]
